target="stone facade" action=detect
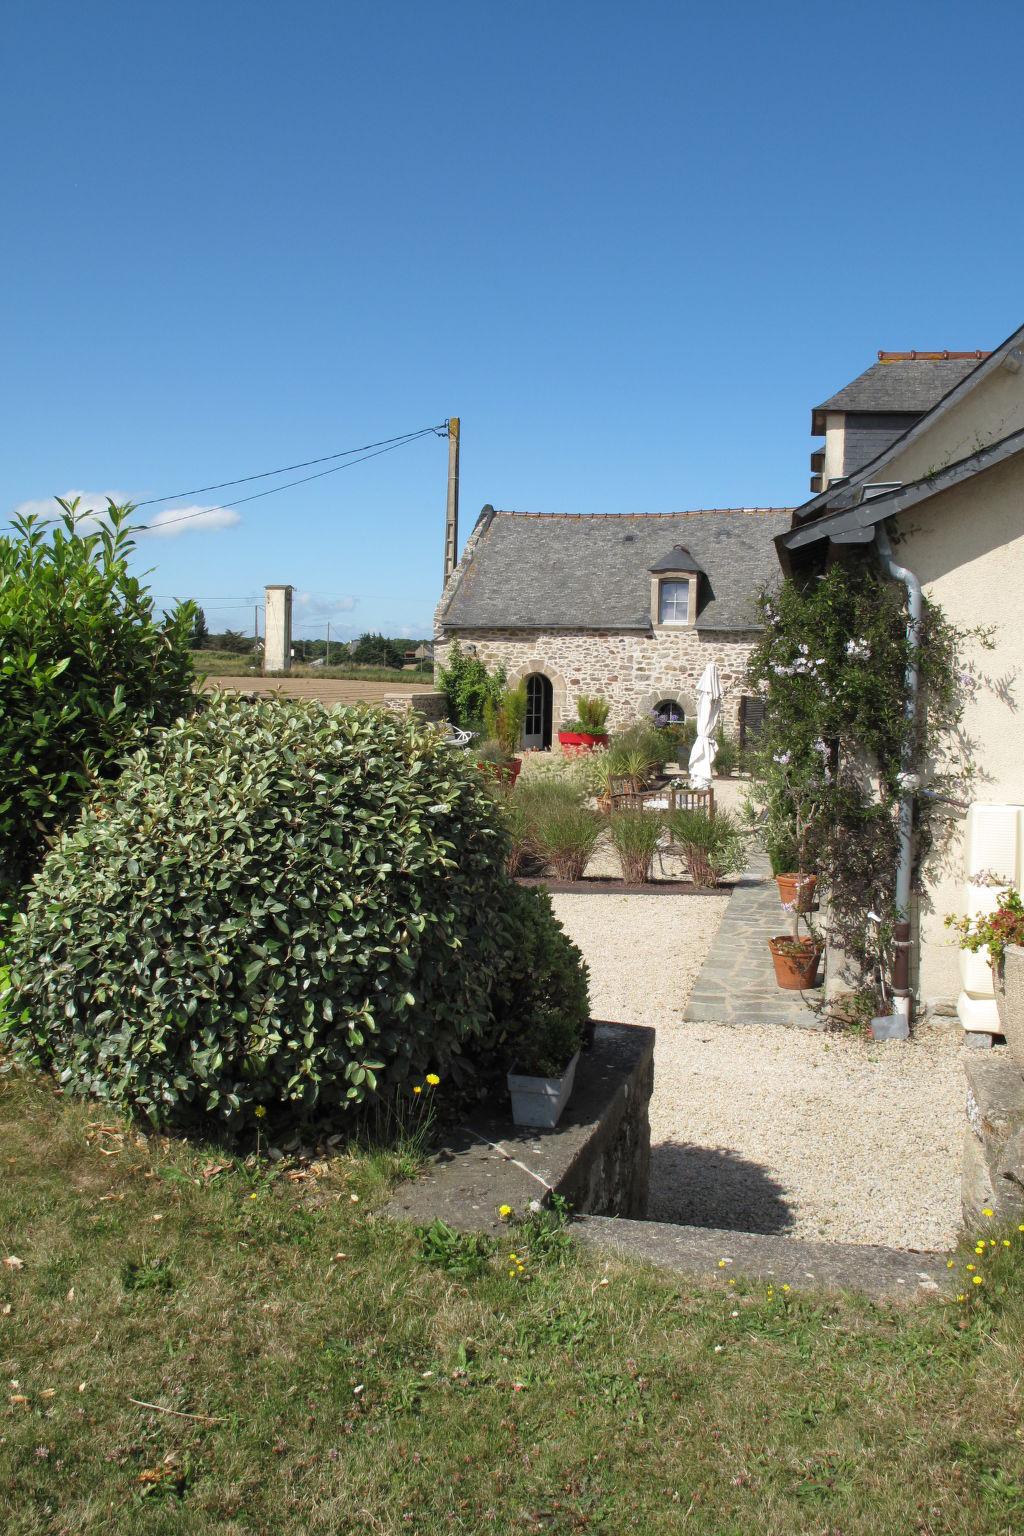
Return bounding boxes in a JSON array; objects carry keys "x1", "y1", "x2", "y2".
[{"x1": 434, "y1": 626, "x2": 759, "y2": 736}]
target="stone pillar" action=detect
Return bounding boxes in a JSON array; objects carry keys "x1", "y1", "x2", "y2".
[{"x1": 264, "y1": 585, "x2": 293, "y2": 674}]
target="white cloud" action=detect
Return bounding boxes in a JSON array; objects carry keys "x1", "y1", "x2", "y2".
[
  {"x1": 294, "y1": 591, "x2": 359, "y2": 617},
  {"x1": 9, "y1": 490, "x2": 241, "y2": 538},
  {"x1": 140, "y1": 505, "x2": 241, "y2": 538}
]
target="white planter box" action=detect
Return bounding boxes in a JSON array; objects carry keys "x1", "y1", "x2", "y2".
[{"x1": 507, "y1": 1051, "x2": 580, "y2": 1129}]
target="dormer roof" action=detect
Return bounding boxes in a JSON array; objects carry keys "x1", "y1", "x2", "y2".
[{"x1": 648, "y1": 544, "x2": 705, "y2": 575}]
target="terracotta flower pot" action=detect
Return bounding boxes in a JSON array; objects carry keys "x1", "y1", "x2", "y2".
[
  {"x1": 558, "y1": 731, "x2": 609, "y2": 754},
  {"x1": 775, "y1": 872, "x2": 817, "y2": 913},
  {"x1": 768, "y1": 936, "x2": 822, "y2": 991},
  {"x1": 992, "y1": 944, "x2": 1024, "y2": 1067},
  {"x1": 477, "y1": 756, "x2": 522, "y2": 788}
]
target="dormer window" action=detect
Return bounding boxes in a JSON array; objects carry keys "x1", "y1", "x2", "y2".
[{"x1": 649, "y1": 545, "x2": 703, "y2": 629}]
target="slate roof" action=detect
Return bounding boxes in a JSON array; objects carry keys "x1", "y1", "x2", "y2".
[
  {"x1": 813, "y1": 353, "x2": 988, "y2": 419},
  {"x1": 649, "y1": 544, "x2": 705, "y2": 574},
  {"x1": 439, "y1": 509, "x2": 794, "y2": 633}
]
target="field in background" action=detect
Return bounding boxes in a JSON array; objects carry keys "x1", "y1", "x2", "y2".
[
  {"x1": 202, "y1": 674, "x2": 436, "y2": 706},
  {"x1": 191, "y1": 651, "x2": 433, "y2": 684}
]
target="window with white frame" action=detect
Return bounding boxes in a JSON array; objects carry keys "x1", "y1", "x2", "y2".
[{"x1": 658, "y1": 579, "x2": 690, "y2": 624}]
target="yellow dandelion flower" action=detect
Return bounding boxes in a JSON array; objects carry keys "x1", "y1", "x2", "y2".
[
  {"x1": 973, "y1": 1275, "x2": 984, "y2": 1285},
  {"x1": 412, "y1": 1085, "x2": 422, "y2": 1095},
  {"x1": 717, "y1": 1260, "x2": 727, "y2": 1269},
  {"x1": 1003, "y1": 1240, "x2": 1012, "y2": 1248},
  {"x1": 946, "y1": 1259, "x2": 955, "y2": 1269},
  {"x1": 499, "y1": 1204, "x2": 512, "y2": 1219},
  {"x1": 781, "y1": 1284, "x2": 791, "y2": 1293},
  {"x1": 966, "y1": 1264, "x2": 975, "y2": 1272},
  {"x1": 426, "y1": 1073, "x2": 440, "y2": 1086},
  {"x1": 957, "y1": 1294, "x2": 966, "y2": 1303},
  {"x1": 982, "y1": 1208, "x2": 994, "y2": 1218},
  {"x1": 254, "y1": 1105, "x2": 267, "y2": 1119}
]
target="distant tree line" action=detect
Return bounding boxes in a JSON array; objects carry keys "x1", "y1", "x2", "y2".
[{"x1": 189, "y1": 610, "x2": 430, "y2": 668}]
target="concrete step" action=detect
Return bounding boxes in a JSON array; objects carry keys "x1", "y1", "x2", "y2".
[{"x1": 576, "y1": 1214, "x2": 950, "y2": 1303}]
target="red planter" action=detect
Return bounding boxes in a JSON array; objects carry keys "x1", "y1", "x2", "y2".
[
  {"x1": 768, "y1": 937, "x2": 822, "y2": 991},
  {"x1": 477, "y1": 756, "x2": 522, "y2": 788},
  {"x1": 558, "y1": 731, "x2": 609, "y2": 754},
  {"x1": 775, "y1": 873, "x2": 817, "y2": 913}
]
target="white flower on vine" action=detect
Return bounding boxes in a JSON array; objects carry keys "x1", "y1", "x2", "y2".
[
  {"x1": 846, "y1": 638, "x2": 871, "y2": 661},
  {"x1": 773, "y1": 751, "x2": 791, "y2": 766},
  {"x1": 896, "y1": 771, "x2": 920, "y2": 792}
]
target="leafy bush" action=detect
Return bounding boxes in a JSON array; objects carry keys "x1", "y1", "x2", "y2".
[
  {"x1": 493, "y1": 887, "x2": 589, "y2": 1075},
  {"x1": 483, "y1": 684, "x2": 527, "y2": 759},
  {"x1": 3, "y1": 695, "x2": 589, "y2": 1134},
  {"x1": 667, "y1": 809, "x2": 746, "y2": 887},
  {"x1": 605, "y1": 722, "x2": 665, "y2": 782},
  {"x1": 0, "y1": 501, "x2": 197, "y2": 899},
  {"x1": 607, "y1": 810, "x2": 662, "y2": 884},
  {"x1": 437, "y1": 640, "x2": 506, "y2": 733}
]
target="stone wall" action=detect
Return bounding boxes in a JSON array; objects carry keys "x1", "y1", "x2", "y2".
[
  {"x1": 381, "y1": 690, "x2": 448, "y2": 723},
  {"x1": 434, "y1": 627, "x2": 758, "y2": 735},
  {"x1": 962, "y1": 1054, "x2": 1024, "y2": 1229}
]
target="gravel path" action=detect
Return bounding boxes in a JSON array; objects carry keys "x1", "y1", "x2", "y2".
[{"x1": 551, "y1": 890, "x2": 964, "y2": 1251}]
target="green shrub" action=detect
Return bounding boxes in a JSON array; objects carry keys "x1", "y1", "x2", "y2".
[
  {"x1": 0, "y1": 501, "x2": 197, "y2": 899},
  {"x1": 3, "y1": 695, "x2": 588, "y2": 1134},
  {"x1": 561, "y1": 695, "x2": 610, "y2": 735},
  {"x1": 437, "y1": 640, "x2": 506, "y2": 733},
  {"x1": 713, "y1": 729, "x2": 739, "y2": 777},
  {"x1": 493, "y1": 887, "x2": 589, "y2": 1075},
  {"x1": 667, "y1": 809, "x2": 746, "y2": 887},
  {"x1": 530, "y1": 801, "x2": 604, "y2": 881},
  {"x1": 608, "y1": 809, "x2": 662, "y2": 884},
  {"x1": 483, "y1": 684, "x2": 527, "y2": 759},
  {"x1": 605, "y1": 722, "x2": 665, "y2": 781}
]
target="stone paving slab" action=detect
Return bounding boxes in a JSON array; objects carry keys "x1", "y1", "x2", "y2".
[
  {"x1": 682, "y1": 849, "x2": 824, "y2": 1028},
  {"x1": 577, "y1": 1215, "x2": 950, "y2": 1303}
]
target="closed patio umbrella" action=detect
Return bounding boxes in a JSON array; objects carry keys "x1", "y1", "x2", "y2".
[{"x1": 687, "y1": 661, "x2": 723, "y2": 789}]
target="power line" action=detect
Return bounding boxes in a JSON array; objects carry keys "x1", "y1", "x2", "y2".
[
  {"x1": 3, "y1": 421, "x2": 449, "y2": 534},
  {"x1": 134, "y1": 424, "x2": 448, "y2": 508}
]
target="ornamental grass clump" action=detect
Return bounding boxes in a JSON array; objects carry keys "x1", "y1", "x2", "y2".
[
  {"x1": 2, "y1": 694, "x2": 588, "y2": 1135},
  {"x1": 607, "y1": 809, "x2": 662, "y2": 884},
  {"x1": 667, "y1": 809, "x2": 745, "y2": 888},
  {"x1": 529, "y1": 801, "x2": 604, "y2": 881}
]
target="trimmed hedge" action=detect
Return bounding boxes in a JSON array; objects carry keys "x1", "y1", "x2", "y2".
[{"x1": 4, "y1": 695, "x2": 588, "y2": 1132}]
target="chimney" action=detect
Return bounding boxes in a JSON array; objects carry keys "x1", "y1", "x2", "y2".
[{"x1": 264, "y1": 585, "x2": 293, "y2": 673}]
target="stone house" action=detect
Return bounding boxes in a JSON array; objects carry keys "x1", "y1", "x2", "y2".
[
  {"x1": 779, "y1": 323, "x2": 1024, "y2": 1020},
  {"x1": 434, "y1": 506, "x2": 792, "y2": 748}
]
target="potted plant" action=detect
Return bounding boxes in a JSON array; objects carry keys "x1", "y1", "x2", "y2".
[
  {"x1": 501, "y1": 892, "x2": 590, "y2": 1128},
  {"x1": 557, "y1": 695, "x2": 610, "y2": 752},
  {"x1": 475, "y1": 736, "x2": 522, "y2": 788},
  {"x1": 767, "y1": 930, "x2": 823, "y2": 990},
  {"x1": 946, "y1": 885, "x2": 1024, "y2": 1065},
  {"x1": 479, "y1": 684, "x2": 527, "y2": 786}
]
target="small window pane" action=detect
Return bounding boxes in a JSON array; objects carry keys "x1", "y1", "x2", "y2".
[
  {"x1": 654, "y1": 699, "x2": 683, "y2": 725},
  {"x1": 659, "y1": 579, "x2": 689, "y2": 623}
]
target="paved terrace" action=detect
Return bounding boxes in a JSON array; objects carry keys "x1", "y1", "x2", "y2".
[{"x1": 683, "y1": 848, "x2": 823, "y2": 1028}]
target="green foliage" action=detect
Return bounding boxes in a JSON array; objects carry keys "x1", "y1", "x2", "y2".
[
  {"x1": 190, "y1": 606, "x2": 210, "y2": 649},
  {"x1": 483, "y1": 683, "x2": 527, "y2": 759},
  {"x1": 561, "y1": 695, "x2": 610, "y2": 735},
  {"x1": 0, "y1": 500, "x2": 197, "y2": 899},
  {"x1": 667, "y1": 809, "x2": 745, "y2": 887},
  {"x1": 350, "y1": 631, "x2": 408, "y2": 669},
  {"x1": 529, "y1": 799, "x2": 604, "y2": 882},
  {"x1": 415, "y1": 1219, "x2": 495, "y2": 1278},
  {"x1": 607, "y1": 809, "x2": 662, "y2": 883},
  {"x1": 946, "y1": 885, "x2": 1024, "y2": 967},
  {"x1": 493, "y1": 887, "x2": 589, "y2": 1076},
  {"x1": 437, "y1": 640, "x2": 507, "y2": 733},
  {"x1": 713, "y1": 728, "x2": 739, "y2": 777},
  {"x1": 3, "y1": 695, "x2": 588, "y2": 1134},
  {"x1": 604, "y1": 721, "x2": 666, "y2": 783},
  {"x1": 746, "y1": 562, "x2": 982, "y2": 987}
]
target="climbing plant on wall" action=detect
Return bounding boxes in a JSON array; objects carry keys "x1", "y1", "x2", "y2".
[{"x1": 745, "y1": 558, "x2": 988, "y2": 1004}]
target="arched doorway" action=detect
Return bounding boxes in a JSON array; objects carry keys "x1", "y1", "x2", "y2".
[{"x1": 523, "y1": 673, "x2": 553, "y2": 750}]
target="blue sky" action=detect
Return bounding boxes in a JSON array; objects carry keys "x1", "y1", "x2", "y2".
[{"x1": 3, "y1": 1, "x2": 1023, "y2": 642}]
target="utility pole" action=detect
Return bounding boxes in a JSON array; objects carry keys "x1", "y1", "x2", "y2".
[
  {"x1": 326, "y1": 620, "x2": 330, "y2": 666},
  {"x1": 254, "y1": 604, "x2": 260, "y2": 644},
  {"x1": 443, "y1": 416, "x2": 460, "y2": 586}
]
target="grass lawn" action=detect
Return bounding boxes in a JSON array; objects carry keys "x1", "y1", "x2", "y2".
[
  {"x1": 2, "y1": 1066, "x2": 1024, "y2": 1535},
  {"x1": 189, "y1": 653, "x2": 433, "y2": 684}
]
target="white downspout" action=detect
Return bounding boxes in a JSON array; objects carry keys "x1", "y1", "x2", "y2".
[{"x1": 874, "y1": 523, "x2": 922, "y2": 1024}]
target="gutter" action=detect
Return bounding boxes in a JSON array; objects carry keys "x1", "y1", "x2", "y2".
[{"x1": 874, "y1": 523, "x2": 922, "y2": 1025}]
